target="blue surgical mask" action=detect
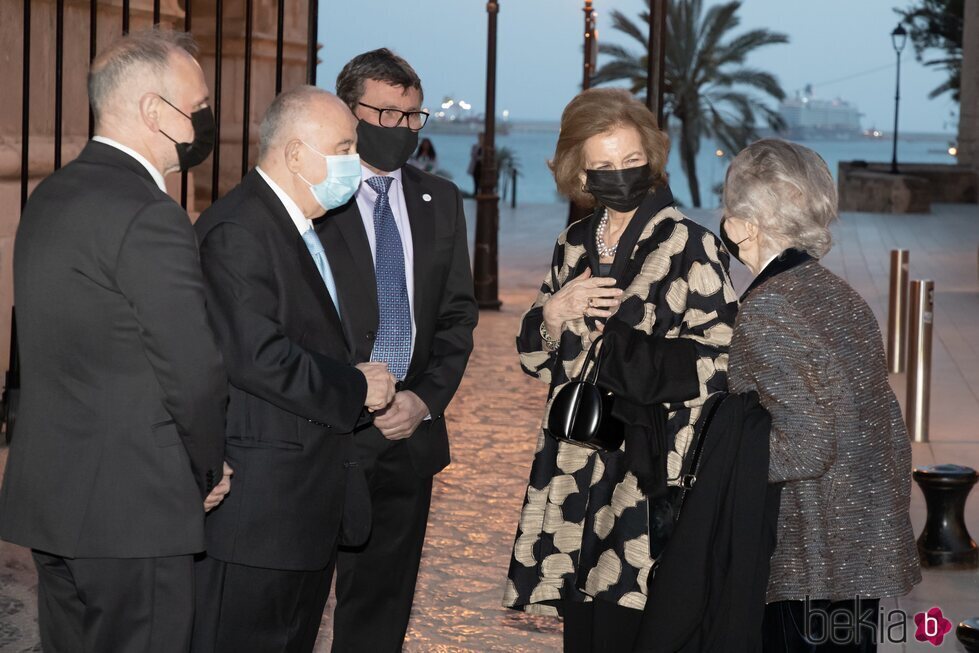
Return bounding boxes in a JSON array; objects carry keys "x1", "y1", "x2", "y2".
[{"x1": 296, "y1": 141, "x2": 361, "y2": 211}]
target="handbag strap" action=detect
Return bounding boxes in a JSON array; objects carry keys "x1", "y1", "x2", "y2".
[
  {"x1": 673, "y1": 392, "x2": 725, "y2": 522},
  {"x1": 577, "y1": 335, "x2": 606, "y2": 385}
]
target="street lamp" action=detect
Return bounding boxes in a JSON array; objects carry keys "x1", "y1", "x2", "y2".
[
  {"x1": 568, "y1": 1, "x2": 598, "y2": 226},
  {"x1": 890, "y1": 23, "x2": 908, "y2": 174},
  {"x1": 474, "y1": 1, "x2": 502, "y2": 309},
  {"x1": 646, "y1": 0, "x2": 667, "y2": 124}
]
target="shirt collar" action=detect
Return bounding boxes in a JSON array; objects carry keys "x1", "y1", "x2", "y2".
[
  {"x1": 358, "y1": 164, "x2": 403, "y2": 199},
  {"x1": 92, "y1": 136, "x2": 167, "y2": 193},
  {"x1": 255, "y1": 166, "x2": 313, "y2": 235}
]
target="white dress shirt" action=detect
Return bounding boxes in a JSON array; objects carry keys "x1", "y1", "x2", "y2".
[
  {"x1": 92, "y1": 136, "x2": 167, "y2": 193},
  {"x1": 255, "y1": 166, "x2": 341, "y2": 311},
  {"x1": 355, "y1": 165, "x2": 417, "y2": 353}
]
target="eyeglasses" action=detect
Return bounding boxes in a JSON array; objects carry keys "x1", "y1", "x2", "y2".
[{"x1": 358, "y1": 102, "x2": 430, "y2": 131}]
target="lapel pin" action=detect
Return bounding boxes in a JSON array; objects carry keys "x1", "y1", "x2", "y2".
[{"x1": 422, "y1": 193, "x2": 432, "y2": 202}]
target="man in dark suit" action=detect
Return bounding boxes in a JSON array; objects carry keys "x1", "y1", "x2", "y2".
[
  {"x1": 0, "y1": 30, "x2": 230, "y2": 653},
  {"x1": 191, "y1": 86, "x2": 397, "y2": 653},
  {"x1": 323, "y1": 49, "x2": 479, "y2": 652}
]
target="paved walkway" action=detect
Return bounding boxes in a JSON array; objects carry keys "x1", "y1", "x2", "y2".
[{"x1": 0, "y1": 199, "x2": 977, "y2": 652}]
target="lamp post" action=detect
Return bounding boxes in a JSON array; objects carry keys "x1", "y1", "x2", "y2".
[
  {"x1": 474, "y1": 1, "x2": 502, "y2": 309},
  {"x1": 646, "y1": 0, "x2": 667, "y2": 125},
  {"x1": 583, "y1": 0, "x2": 596, "y2": 90},
  {"x1": 567, "y1": 1, "x2": 598, "y2": 225},
  {"x1": 890, "y1": 23, "x2": 908, "y2": 174}
]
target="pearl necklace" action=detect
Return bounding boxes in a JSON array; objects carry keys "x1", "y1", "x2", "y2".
[{"x1": 596, "y1": 209, "x2": 618, "y2": 258}]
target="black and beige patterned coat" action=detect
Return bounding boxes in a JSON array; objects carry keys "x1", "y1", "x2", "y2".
[
  {"x1": 503, "y1": 187, "x2": 738, "y2": 615},
  {"x1": 728, "y1": 250, "x2": 921, "y2": 602}
]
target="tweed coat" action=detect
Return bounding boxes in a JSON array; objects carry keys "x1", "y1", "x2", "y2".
[
  {"x1": 727, "y1": 250, "x2": 921, "y2": 603},
  {"x1": 503, "y1": 187, "x2": 738, "y2": 615}
]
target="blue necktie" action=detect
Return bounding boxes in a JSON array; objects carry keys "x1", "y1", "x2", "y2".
[
  {"x1": 301, "y1": 226, "x2": 341, "y2": 318},
  {"x1": 366, "y1": 176, "x2": 411, "y2": 380}
]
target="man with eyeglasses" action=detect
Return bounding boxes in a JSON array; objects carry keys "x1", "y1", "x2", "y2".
[{"x1": 320, "y1": 48, "x2": 478, "y2": 652}]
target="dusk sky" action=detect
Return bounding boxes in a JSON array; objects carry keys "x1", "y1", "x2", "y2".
[{"x1": 317, "y1": 0, "x2": 958, "y2": 134}]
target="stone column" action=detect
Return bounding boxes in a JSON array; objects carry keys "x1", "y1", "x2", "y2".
[{"x1": 959, "y1": 0, "x2": 978, "y2": 168}]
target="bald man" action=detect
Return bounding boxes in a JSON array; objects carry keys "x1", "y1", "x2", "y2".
[
  {"x1": 0, "y1": 29, "x2": 228, "y2": 653},
  {"x1": 190, "y1": 86, "x2": 396, "y2": 653}
]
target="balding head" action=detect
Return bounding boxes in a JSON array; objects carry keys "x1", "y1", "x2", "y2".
[
  {"x1": 257, "y1": 86, "x2": 359, "y2": 218},
  {"x1": 89, "y1": 28, "x2": 210, "y2": 177},
  {"x1": 258, "y1": 87, "x2": 355, "y2": 162}
]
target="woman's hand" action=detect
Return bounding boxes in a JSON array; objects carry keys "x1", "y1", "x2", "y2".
[{"x1": 542, "y1": 268, "x2": 623, "y2": 337}]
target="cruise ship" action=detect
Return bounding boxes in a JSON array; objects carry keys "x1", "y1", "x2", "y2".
[{"x1": 779, "y1": 86, "x2": 863, "y2": 140}]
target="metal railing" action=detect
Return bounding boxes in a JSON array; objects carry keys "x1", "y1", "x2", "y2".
[{"x1": 5, "y1": 0, "x2": 322, "y2": 440}]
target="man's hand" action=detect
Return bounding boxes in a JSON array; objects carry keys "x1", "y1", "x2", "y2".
[
  {"x1": 356, "y1": 362, "x2": 396, "y2": 412},
  {"x1": 373, "y1": 390, "x2": 429, "y2": 441},
  {"x1": 203, "y1": 461, "x2": 233, "y2": 512}
]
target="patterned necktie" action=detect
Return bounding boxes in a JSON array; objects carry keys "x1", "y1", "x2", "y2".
[
  {"x1": 366, "y1": 175, "x2": 411, "y2": 380},
  {"x1": 300, "y1": 226, "x2": 341, "y2": 318}
]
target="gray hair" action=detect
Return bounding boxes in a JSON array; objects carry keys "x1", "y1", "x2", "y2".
[
  {"x1": 723, "y1": 139, "x2": 838, "y2": 258},
  {"x1": 258, "y1": 85, "x2": 333, "y2": 160},
  {"x1": 88, "y1": 29, "x2": 198, "y2": 126}
]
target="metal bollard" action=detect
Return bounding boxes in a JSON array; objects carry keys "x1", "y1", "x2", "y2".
[
  {"x1": 958, "y1": 619, "x2": 979, "y2": 653},
  {"x1": 887, "y1": 249, "x2": 909, "y2": 373},
  {"x1": 913, "y1": 465, "x2": 978, "y2": 568},
  {"x1": 906, "y1": 279, "x2": 934, "y2": 443},
  {"x1": 511, "y1": 168, "x2": 517, "y2": 209}
]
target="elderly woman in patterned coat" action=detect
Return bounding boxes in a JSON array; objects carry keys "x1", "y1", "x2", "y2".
[
  {"x1": 502, "y1": 88, "x2": 738, "y2": 652},
  {"x1": 721, "y1": 139, "x2": 921, "y2": 653}
]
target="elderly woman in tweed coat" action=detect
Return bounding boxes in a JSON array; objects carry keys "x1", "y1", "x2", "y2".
[
  {"x1": 502, "y1": 88, "x2": 738, "y2": 653},
  {"x1": 721, "y1": 139, "x2": 921, "y2": 653}
]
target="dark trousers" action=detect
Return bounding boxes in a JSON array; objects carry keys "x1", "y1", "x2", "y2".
[
  {"x1": 763, "y1": 598, "x2": 880, "y2": 653},
  {"x1": 190, "y1": 555, "x2": 335, "y2": 653},
  {"x1": 32, "y1": 549, "x2": 194, "y2": 653},
  {"x1": 331, "y1": 432, "x2": 433, "y2": 653},
  {"x1": 562, "y1": 599, "x2": 643, "y2": 653}
]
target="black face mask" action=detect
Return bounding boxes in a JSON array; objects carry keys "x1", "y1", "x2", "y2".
[
  {"x1": 158, "y1": 98, "x2": 216, "y2": 171},
  {"x1": 719, "y1": 217, "x2": 749, "y2": 264},
  {"x1": 356, "y1": 120, "x2": 419, "y2": 173},
  {"x1": 584, "y1": 165, "x2": 654, "y2": 212}
]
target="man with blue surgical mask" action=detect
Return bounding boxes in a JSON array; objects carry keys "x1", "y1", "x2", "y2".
[{"x1": 190, "y1": 86, "x2": 396, "y2": 653}]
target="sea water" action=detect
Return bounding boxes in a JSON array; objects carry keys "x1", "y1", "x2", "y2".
[{"x1": 421, "y1": 126, "x2": 958, "y2": 208}]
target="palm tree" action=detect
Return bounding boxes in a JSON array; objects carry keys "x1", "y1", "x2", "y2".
[{"x1": 592, "y1": 0, "x2": 788, "y2": 207}]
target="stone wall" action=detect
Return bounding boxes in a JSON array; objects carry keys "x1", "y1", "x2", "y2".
[{"x1": 838, "y1": 161, "x2": 978, "y2": 214}]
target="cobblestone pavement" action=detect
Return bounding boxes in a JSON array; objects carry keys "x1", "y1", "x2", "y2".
[{"x1": 2, "y1": 201, "x2": 979, "y2": 652}]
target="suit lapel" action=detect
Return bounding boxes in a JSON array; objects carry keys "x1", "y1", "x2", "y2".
[
  {"x1": 245, "y1": 171, "x2": 345, "y2": 336},
  {"x1": 401, "y1": 167, "x2": 435, "y2": 378},
  {"x1": 319, "y1": 198, "x2": 378, "y2": 358}
]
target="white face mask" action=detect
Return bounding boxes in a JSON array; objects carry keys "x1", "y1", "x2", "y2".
[{"x1": 295, "y1": 141, "x2": 362, "y2": 211}]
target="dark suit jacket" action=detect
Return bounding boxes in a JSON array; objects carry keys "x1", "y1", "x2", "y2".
[
  {"x1": 318, "y1": 164, "x2": 477, "y2": 477},
  {"x1": 196, "y1": 169, "x2": 370, "y2": 571},
  {"x1": 0, "y1": 141, "x2": 227, "y2": 559}
]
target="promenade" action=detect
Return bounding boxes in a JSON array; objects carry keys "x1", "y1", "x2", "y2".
[{"x1": 0, "y1": 199, "x2": 977, "y2": 652}]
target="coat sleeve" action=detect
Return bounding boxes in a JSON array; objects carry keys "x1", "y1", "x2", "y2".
[
  {"x1": 515, "y1": 229, "x2": 575, "y2": 386},
  {"x1": 115, "y1": 200, "x2": 227, "y2": 497},
  {"x1": 738, "y1": 294, "x2": 843, "y2": 482},
  {"x1": 406, "y1": 189, "x2": 479, "y2": 419},
  {"x1": 198, "y1": 221, "x2": 367, "y2": 432},
  {"x1": 676, "y1": 229, "x2": 739, "y2": 406}
]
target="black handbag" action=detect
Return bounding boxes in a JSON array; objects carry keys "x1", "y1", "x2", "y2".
[{"x1": 545, "y1": 335, "x2": 625, "y2": 451}]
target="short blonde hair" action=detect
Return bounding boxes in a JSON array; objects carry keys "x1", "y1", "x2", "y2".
[
  {"x1": 723, "y1": 139, "x2": 838, "y2": 258},
  {"x1": 550, "y1": 88, "x2": 669, "y2": 208}
]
